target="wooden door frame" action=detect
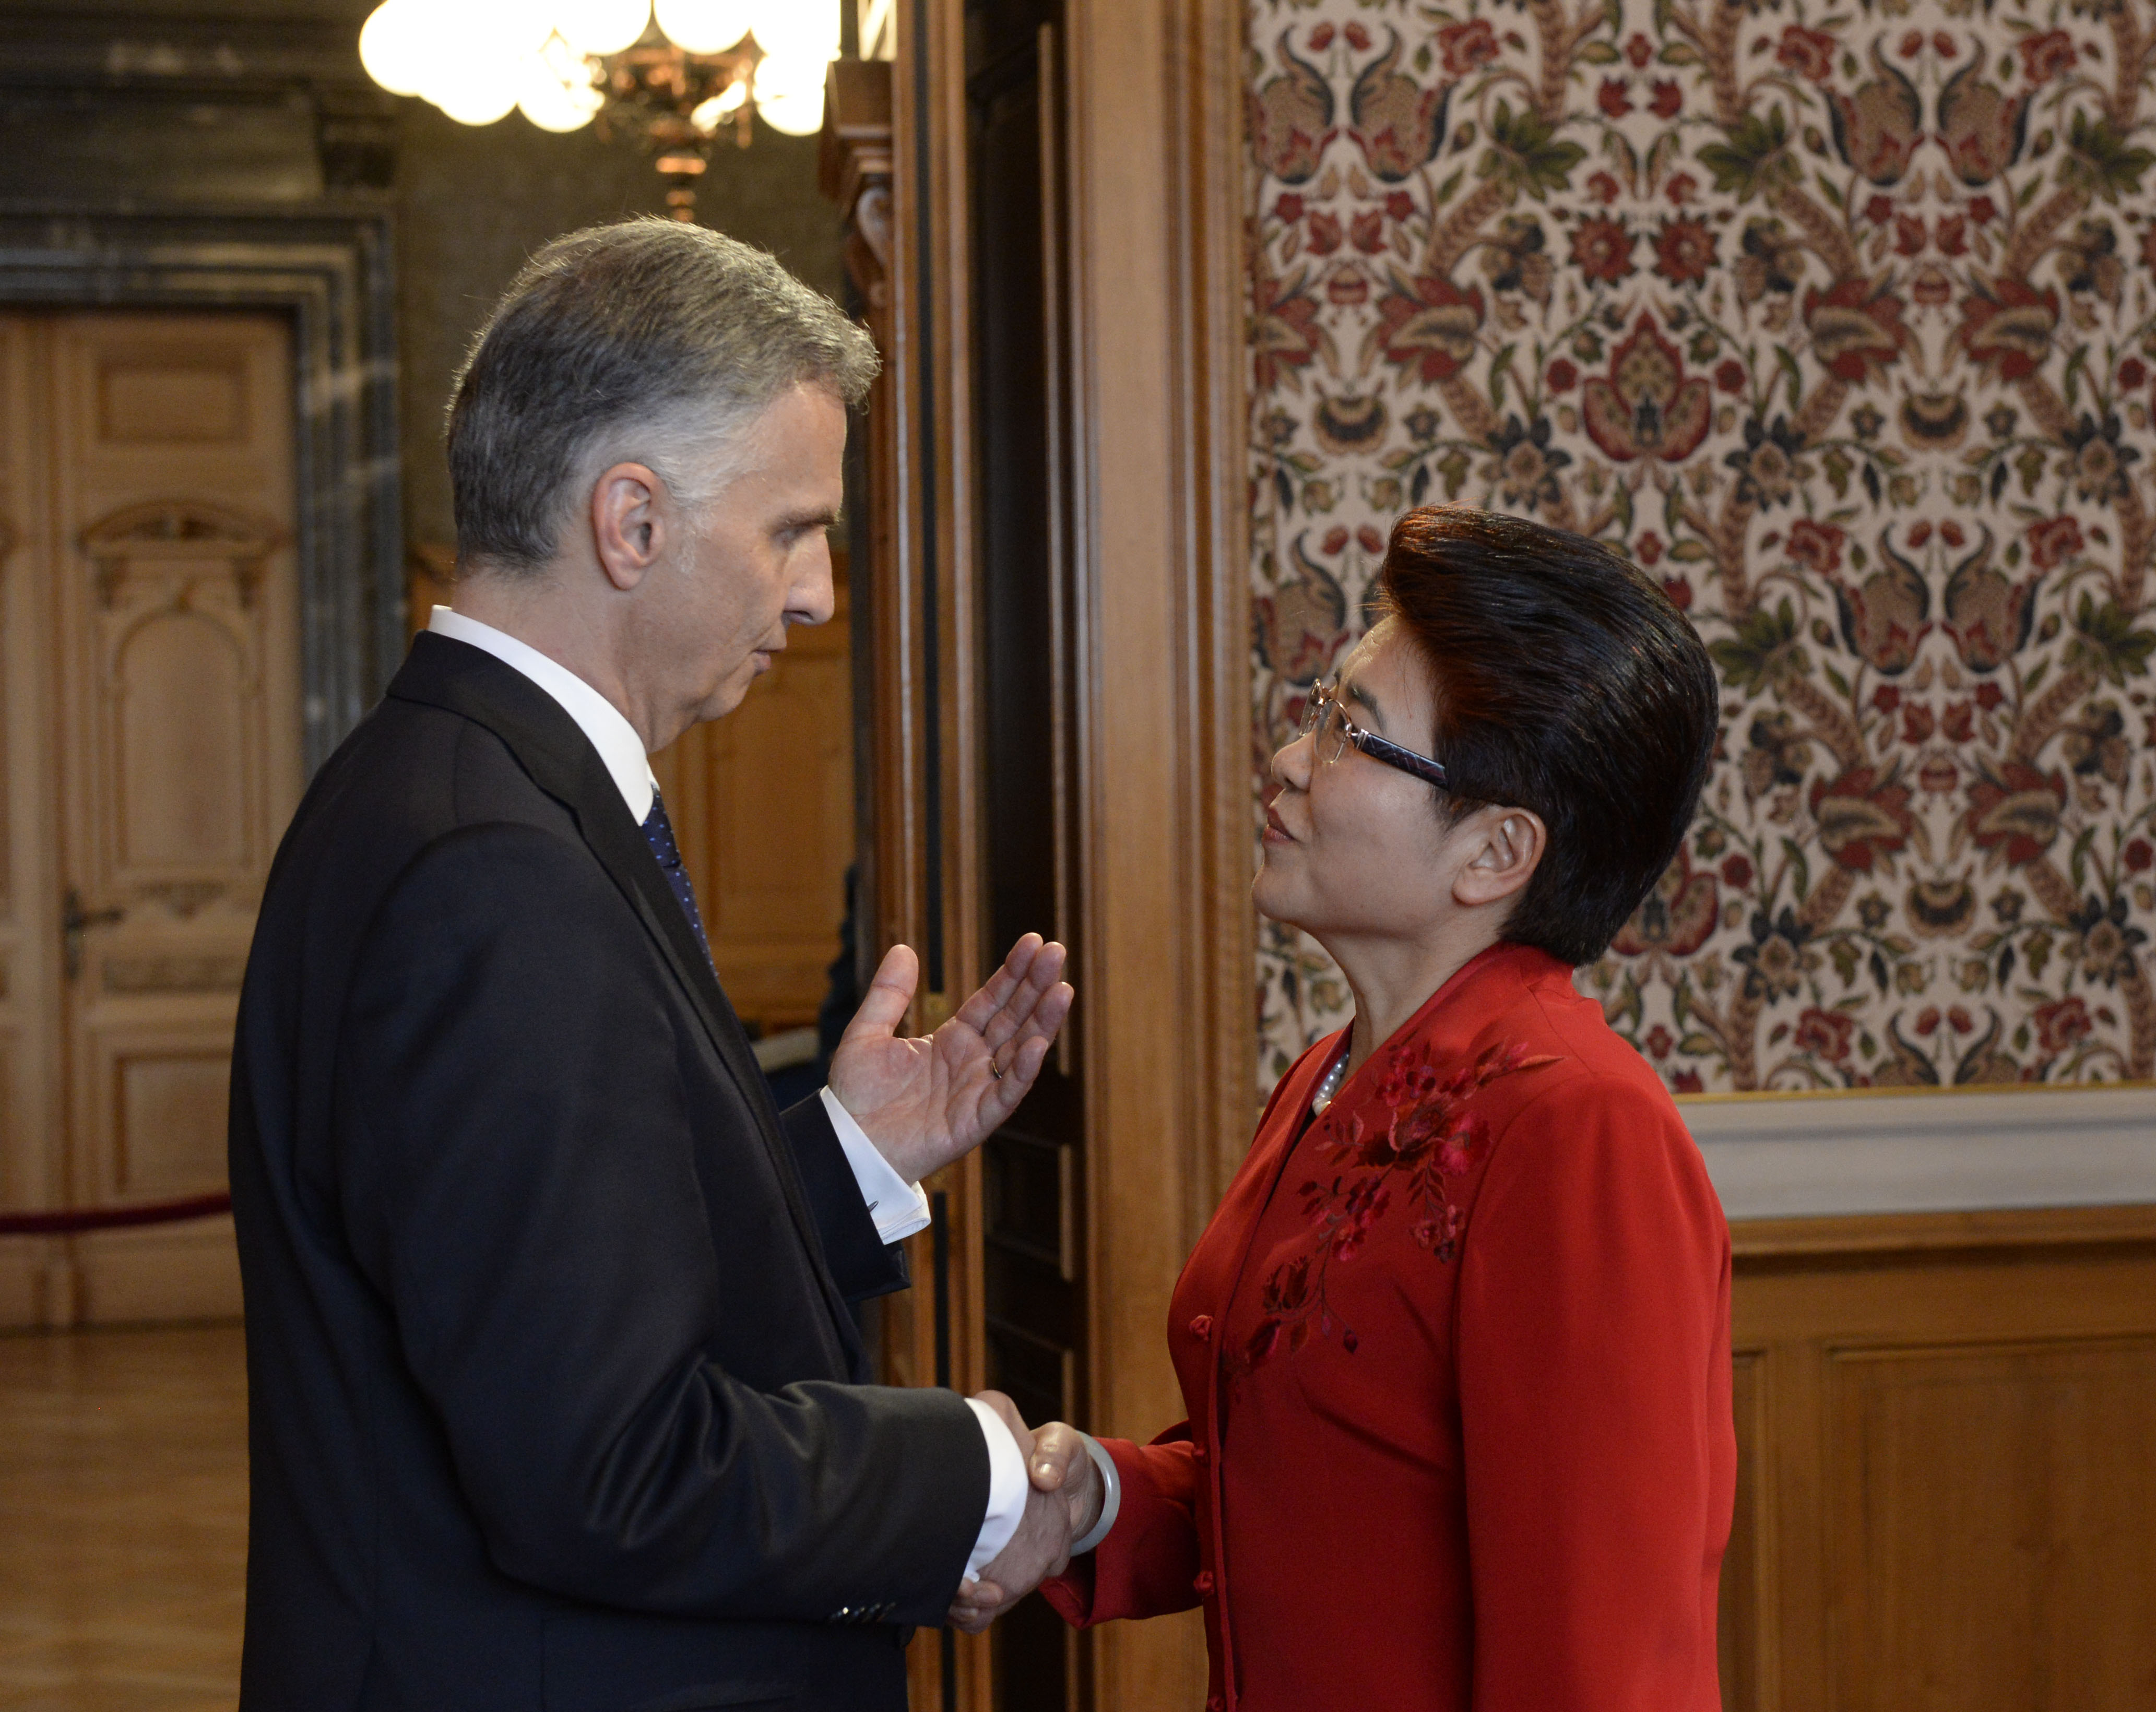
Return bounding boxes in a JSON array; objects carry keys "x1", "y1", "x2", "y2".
[
  {"x1": 1061, "y1": 3, "x2": 1253, "y2": 1703},
  {"x1": 841, "y1": 3, "x2": 1255, "y2": 1707},
  {"x1": 0, "y1": 207, "x2": 402, "y2": 769}
]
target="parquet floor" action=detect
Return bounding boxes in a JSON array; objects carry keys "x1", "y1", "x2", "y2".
[{"x1": 0, "y1": 1326, "x2": 246, "y2": 1711}]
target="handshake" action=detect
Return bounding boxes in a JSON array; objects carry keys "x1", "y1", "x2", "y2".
[{"x1": 953, "y1": 1391, "x2": 1112, "y2": 1633}]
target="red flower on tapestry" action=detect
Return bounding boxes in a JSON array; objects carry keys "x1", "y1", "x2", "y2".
[
  {"x1": 2018, "y1": 30, "x2": 2078, "y2": 85},
  {"x1": 1307, "y1": 209, "x2": 1344, "y2": 255},
  {"x1": 1776, "y1": 24, "x2": 1838, "y2": 81},
  {"x1": 1569, "y1": 215, "x2": 1637, "y2": 283},
  {"x1": 2033, "y1": 995, "x2": 2094, "y2": 1056},
  {"x1": 1598, "y1": 77, "x2": 1633, "y2": 118},
  {"x1": 1793, "y1": 1007, "x2": 1856, "y2": 1063},
  {"x1": 1376, "y1": 271, "x2": 1486, "y2": 382},
  {"x1": 2027, "y1": 515, "x2": 2083, "y2": 570},
  {"x1": 1611, "y1": 846, "x2": 1720, "y2": 956},
  {"x1": 1787, "y1": 518, "x2": 1846, "y2": 575},
  {"x1": 1625, "y1": 31, "x2": 1653, "y2": 67},
  {"x1": 1804, "y1": 277, "x2": 1909, "y2": 385},
  {"x1": 1809, "y1": 766, "x2": 1915, "y2": 873},
  {"x1": 1652, "y1": 216, "x2": 1719, "y2": 285},
  {"x1": 1957, "y1": 277, "x2": 2058, "y2": 381},
  {"x1": 1649, "y1": 78, "x2": 1683, "y2": 118},
  {"x1": 1349, "y1": 209, "x2": 1387, "y2": 254},
  {"x1": 2125, "y1": 838, "x2": 2154, "y2": 873},
  {"x1": 1966, "y1": 763, "x2": 2066, "y2": 867},
  {"x1": 1235, "y1": 1041, "x2": 1560, "y2": 1375},
  {"x1": 1435, "y1": 18, "x2": 1500, "y2": 77},
  {"x1": 1580, "y1": 314, "x2": 1713, "y2": 463},
  {"x1": 1250, "y1": 265, "x2": 1324, "y2": 391},
  {"x1": 1547, "y1": 357, "x2": 1579, "y2": 393}
]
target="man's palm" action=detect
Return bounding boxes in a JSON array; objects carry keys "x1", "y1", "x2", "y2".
[{"x1": 828, "y1": 936, "x2": 1072, "y2": 1184}]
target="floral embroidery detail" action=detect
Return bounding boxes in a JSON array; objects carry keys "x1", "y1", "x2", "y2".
[{"x1": 1234, "y1": 1040, "x2": 1559, "y2": 1374}]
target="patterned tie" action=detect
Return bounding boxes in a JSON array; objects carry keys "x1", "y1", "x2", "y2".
[{"x1": 641, "y1": 788, "x2": 715, "y2": 968}]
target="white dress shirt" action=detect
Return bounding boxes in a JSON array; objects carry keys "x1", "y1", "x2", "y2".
[{"x1": 427, "y1": 607, "x2": 1027, "y2": 1574}]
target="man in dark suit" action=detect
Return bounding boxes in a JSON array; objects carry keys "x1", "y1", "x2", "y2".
[{"x1": 230, "y1": 219, "x2": 1090, "y2": 1711}]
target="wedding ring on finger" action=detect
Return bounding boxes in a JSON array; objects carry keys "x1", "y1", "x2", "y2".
[{"x1": 990, "y1": 1055, "x2": 1005, "y2": 1080}]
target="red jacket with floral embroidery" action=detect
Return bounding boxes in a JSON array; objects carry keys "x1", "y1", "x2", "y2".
[{"x1": 1041, "y1": 943, "x2": 1734, "y2": 1712}]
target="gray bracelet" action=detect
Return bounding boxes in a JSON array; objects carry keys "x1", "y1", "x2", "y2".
[{"x1": 1068, "y1": 1432, "x2": 1122, "y2": 1555}]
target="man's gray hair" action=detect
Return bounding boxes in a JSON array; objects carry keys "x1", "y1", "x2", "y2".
[{"x1": 446, "y1": 218, "x2": 879, "y2": 573}]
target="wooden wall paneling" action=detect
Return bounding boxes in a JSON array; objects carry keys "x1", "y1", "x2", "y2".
[
  {"x1": 1727, "y1": 1209, "x2": 2156, "y2": 1712},
  {"x1": 653, "y1": 567, "x2": 854, "y2": 1033},
  {"x1": 0, "y1": 313, "x2": 66, "y2": 1326},
  {"x1": 1062, "y1": 0, "x2": 1252, "y2": 1705},
  {"x1": 1719, "y1": 1349, "x2": 1769, "y2": 1712},
  {"x1": 834, "y1": 29, "x2": 996, "y2": 1706},
  {"x1": 918, "y1": 0, "x2": 994, "y2": 1703}
]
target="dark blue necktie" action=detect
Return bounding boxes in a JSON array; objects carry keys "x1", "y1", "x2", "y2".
[{"x1": 642, "y1": 788, "x2": 714, "y2": 968}]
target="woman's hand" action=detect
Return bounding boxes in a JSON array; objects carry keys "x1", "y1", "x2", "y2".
[{"x1": 947, "y1": 1421, "x2": 1103, "y2": 1632}]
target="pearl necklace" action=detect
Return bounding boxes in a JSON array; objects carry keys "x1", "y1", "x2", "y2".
[{"x1": 1310, "y1": 1047, "x2": 1350, "y2": 1115}]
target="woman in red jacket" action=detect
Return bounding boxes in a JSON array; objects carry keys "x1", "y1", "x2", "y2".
[{"x1": 958, "y1": 505, "x2": 1734, "y2": 1711}]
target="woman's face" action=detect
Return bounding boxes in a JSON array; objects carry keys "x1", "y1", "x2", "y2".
[{"x1": 1255, "y1": 620, "x2": 1460, "y2": 944}]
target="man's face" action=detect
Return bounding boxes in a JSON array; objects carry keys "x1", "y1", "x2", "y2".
[{"x1": 631, "y1": 382, "x2": 846, "y2": 735}]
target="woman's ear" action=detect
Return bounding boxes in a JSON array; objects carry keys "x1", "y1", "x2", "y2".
[{"x1": 1450, "y1": 805, "x2": 1547, "y2": 910}]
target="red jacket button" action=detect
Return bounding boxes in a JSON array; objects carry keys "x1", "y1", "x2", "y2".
[
  {"x1": 1208, "y1": 1697, "x2": 1225, "y2": 1710},
  {"x1": 1194, "y1": 1571, "x2": 1215, "y2": 1595},
  {"x1": 1192, "y1": 1443, "x2": 1210, "y2": 1465},
  {"x1": 1189, "y1": 1314, "x2": 1213, "y2": 1339}
]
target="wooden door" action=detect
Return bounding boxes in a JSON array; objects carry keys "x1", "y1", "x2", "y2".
[
  {"x1": 0, "y1": 309, "x2": 300, "y2": 1326},
  {"x1": 654, "y1": 566, "x2": 857, "y2": 1036}
]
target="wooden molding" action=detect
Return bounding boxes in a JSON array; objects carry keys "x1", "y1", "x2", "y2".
[{"x1": 1732, "y1": 1202, "x2": 2156, "y2": 1264}]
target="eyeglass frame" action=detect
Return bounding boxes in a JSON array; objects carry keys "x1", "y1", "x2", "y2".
[{"x1": 1297, "y1": 679, "x2": 1451, "y2": 791}]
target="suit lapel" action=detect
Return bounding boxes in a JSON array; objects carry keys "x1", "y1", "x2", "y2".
[{"x1": 387, "y1": 634, "x2": 858, "y2": 1352}]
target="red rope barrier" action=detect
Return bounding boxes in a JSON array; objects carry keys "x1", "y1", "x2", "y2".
[{"x1": 0, "y1": 1192, "x2": 232, "y2": 1237}]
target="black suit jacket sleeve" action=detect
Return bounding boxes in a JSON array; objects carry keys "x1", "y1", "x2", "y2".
[
  {"x1": 334, "y1": 821, "x2": 986, "y2": 1624},
  {"x1": 779, "y1": 1098, "x2": 913, "y2": 1306}
]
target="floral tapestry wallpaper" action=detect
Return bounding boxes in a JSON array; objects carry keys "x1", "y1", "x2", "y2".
[{"x1": 1245, "y1": 0, "x2": 2156, "y2": 1093}]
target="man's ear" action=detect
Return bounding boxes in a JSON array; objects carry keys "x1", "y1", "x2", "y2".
[
  {"x1": 590, "y1": 462, "x2": 666, "y2": 592},
  {"x1": 1451, "y1": 805, "x2": 1547, "y2": 910}
]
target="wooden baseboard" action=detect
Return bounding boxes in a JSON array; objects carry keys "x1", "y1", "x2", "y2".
[{"x1": 70, "y1": 1217, "x2": 242, "y2": 1326}]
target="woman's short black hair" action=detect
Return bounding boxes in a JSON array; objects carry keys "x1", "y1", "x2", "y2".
[{"x1": 1376, "y1": 505, "x2": 1719, "y2": 966}]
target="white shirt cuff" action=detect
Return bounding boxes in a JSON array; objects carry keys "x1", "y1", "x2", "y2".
[
  {"x1": 963, "y1": 1398, "x2": 1030, "y2": 1579},
  {"x1": 819, "y1": 1087, "x2": 932, "y2": 1244}
]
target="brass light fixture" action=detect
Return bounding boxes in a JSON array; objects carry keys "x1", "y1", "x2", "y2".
[{"x1": 358, "y1": 0, "x2": 838, "y2": 219}]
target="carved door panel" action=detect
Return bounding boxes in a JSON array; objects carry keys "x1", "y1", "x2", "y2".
[
  {"x1": 654, "y1": 569, "x2": 856, "y2": 1035},
  {"x1": 21, "y1": 311, "x2": 300, "y2": 1323}
]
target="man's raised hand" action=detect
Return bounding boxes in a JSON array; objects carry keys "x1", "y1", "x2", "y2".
[{"x1": 827, "y1": 935, "x2": 1072, "y2": 1184}]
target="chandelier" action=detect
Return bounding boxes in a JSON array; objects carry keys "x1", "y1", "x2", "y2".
[{"x1": 358, "y1": 0, "x2": 839, "y2": 218}]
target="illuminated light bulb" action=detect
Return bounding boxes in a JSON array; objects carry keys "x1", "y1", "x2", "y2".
[
  {"x1": 359, "y1": 0, "x2": 433, "y2": 97},
  {"x1": 689, "y1": 78, "x2": 749, "y2": 134},
  {"x1": 551, "y1": 0, "x2": 648, "y2": 55},
  {"x1": 517, "y1": 44, "x2": 603, "y2": 129},
  {"x1": 652, "y1": 0, "x2": 753, "y2": 53},
  {"x1": 420, "y1": 0, "x2": 545, "y2": 123},
  {"x1": 753, "y1": 52, "x2": 826, "y2": 135},
  {"x1": 747, "y1": 0, "x2": 837, "y2": 63}
]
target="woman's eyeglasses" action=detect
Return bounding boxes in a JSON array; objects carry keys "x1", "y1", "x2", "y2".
[{"x1": 1297, "y1": 681, "x2": 1451, "y2": 790}]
